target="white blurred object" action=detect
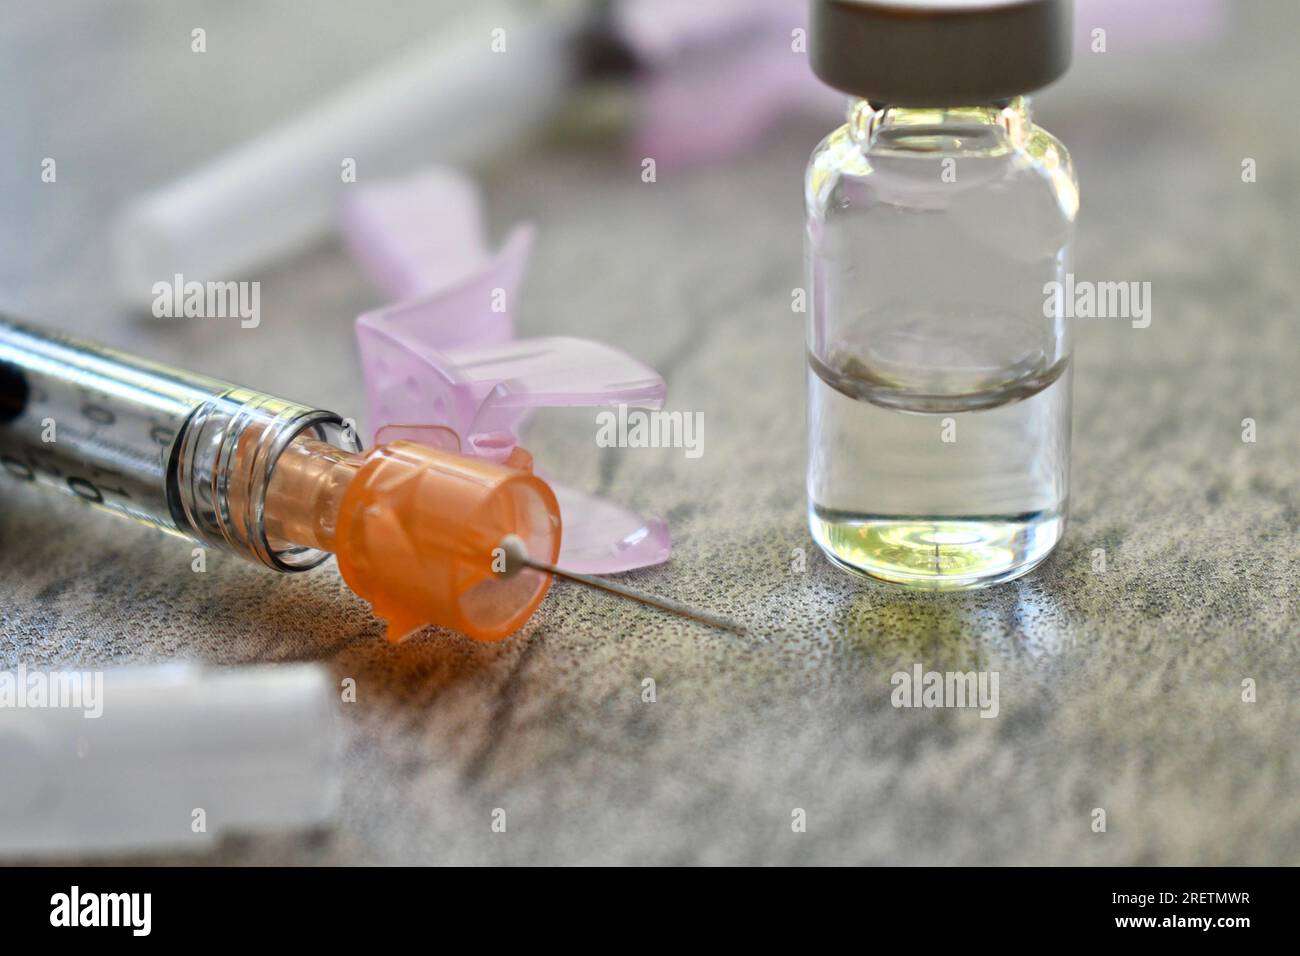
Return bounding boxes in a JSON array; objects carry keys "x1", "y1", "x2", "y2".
[
  {"x1": 111, "y1": 0, "x2": 589, "y2": 308},
  {"x1": 0, "y1": 663, "x2": 339, "y2": 858}
]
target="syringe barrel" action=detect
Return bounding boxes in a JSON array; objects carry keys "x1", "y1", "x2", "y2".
[{"x1": 0, "y1": 316, "x2": 359, "y2": 570}]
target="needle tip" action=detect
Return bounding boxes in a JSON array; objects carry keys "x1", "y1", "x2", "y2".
[{"x1": 495, "y1": 536, "x2": 747, "y2": 638}]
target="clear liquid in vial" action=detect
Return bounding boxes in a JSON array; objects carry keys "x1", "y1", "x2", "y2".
[{"x1": 807, "y1": 351, "x2": 1071, "y2": 590}]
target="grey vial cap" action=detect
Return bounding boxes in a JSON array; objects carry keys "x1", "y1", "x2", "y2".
[{"x1": 810, "y1": 0, "x2": 1074, "y2": 106}]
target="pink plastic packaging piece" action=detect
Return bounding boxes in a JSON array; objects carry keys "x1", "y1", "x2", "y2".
[
  {"x1": 615, "y1": 0, "x2": 837, "y2": 168},
  {"x1": 545, "y1": 479, "x2": 670, "y2": 573},
  {"x1": 341, "y1": 167, "x2": 499, "y2": 301},
  {"x1": 1072, "y1": 0, "x2": 1227, "y2": 52},
  {"x1": 347, "y1": 169, "x2": 671, "y2": 574}
]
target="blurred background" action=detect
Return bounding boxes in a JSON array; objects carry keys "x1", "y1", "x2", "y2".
[
  {"x1": 0, "y1": 1, "x2": 1296, "y2": 865},
  {"x1": 0, "y1": 1, "x2": 1292, "y2": 403}
]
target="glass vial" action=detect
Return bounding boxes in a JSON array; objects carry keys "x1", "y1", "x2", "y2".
[{"x1": 805, "y1": 0, "x2": 1079, "y2": 589}]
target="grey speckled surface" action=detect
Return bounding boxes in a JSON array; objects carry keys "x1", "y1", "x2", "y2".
[{"x1": 0, "y1": 2, "x2": 1296, "y2": 865}]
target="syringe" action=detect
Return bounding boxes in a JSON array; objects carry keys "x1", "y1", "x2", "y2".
[{"x1": 0, "y1": 317, "x2": 741, "y2": 641}]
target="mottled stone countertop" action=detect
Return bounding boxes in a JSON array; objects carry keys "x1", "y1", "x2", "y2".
[{"x1": 0, "y1": 2, "x2": 1295, "y2": 864}]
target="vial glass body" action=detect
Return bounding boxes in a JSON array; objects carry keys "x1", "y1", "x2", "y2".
[{"x1": 804, "y1": 97, "x2": 1078, "y2": 589}]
